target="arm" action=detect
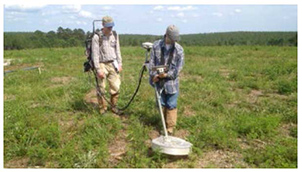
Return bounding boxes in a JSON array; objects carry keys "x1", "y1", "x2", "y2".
[
  {"x1": 149, "y1": 45, "x2": 159, "y2": 81},
  {"x1": 115, "y1": 33, "x2": 122, "y2": 66},
  {"x1": 91, "y1": 34, "x2": 101, "y2": 74},
  {"x1": 166, "y1": 47, "x2": 184, "y2": 80}
]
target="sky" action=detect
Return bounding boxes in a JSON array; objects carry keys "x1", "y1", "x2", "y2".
[{"x1": 3, "y1": 4, "x2": 298, "y2": 35}]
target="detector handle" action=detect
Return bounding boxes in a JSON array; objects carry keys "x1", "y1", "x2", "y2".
[{"x1": 152, "y1": 65, "x2": 168, "y2": 74}]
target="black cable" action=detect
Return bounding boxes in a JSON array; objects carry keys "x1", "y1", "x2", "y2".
[
  {"x1": 92, "y1": 69, "x2": 112, "y2": 105},
  {"x1": 91, "y1": 64, "x2": 147, "y2": 111},
  {"x1": 118, "y1": 64, "x2": 146, "y2": 110}
]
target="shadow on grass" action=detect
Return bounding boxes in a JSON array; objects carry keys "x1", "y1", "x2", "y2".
[
  {"x1": 126, "y1": 107, "x2": 163, "y2": 132},
  {"x1": 147, "y1": 147, "x2": 189, "y2": 165},
  {"x1": 71, "y1": 99, "x2": 96, "y2": 113}
]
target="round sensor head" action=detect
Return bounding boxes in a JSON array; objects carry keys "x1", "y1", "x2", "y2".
[
  {"x1": 152, "y1": 136, "x2": 192, "y2": 156},
  {"x1": 142, "y1": 42, "x2": 153, "y2": 50}
]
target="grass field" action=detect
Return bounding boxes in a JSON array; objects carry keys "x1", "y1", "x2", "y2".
[{"x1": 3, "y1": 45, "x2": 297, "y2": 168}]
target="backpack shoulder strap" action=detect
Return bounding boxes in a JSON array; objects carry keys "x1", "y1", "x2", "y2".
[
  {"x1": 94, "y1": 30, "x2": 117, "y2": 47},
  {"x1": 167, "y1": 45, "x2": 175, "y2": 65},
  {"x1": 96, "y1": 31, "x2": 117, "y2": 47},
  {"x1": 112, "y1": 30, "x2": 117, "y2": 40},
  {"x1": 95, "y1": 32, "x2": 103, "y2": 47},
  {"x1": 160, "y1": 40, "x2": 176, "y2": 66},
  {"x1": 160, "y1": 40, "x2": 165, "y2": 65}
]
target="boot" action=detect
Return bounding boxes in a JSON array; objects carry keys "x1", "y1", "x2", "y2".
[
  {"x1": 111, "y1": 93, "x2": 123, "y2": 115},
  {"x1": 97, "y1": 96, "x2": 107, "y2": 115},
  {"x1": 163, "y1": 106, "x2": 167, "y2": 127},
  {"x1": 163, "y1": 107, "x2": 167, "y2": 121},
  {"x1": 166, "y1": 108, "x2": 177, "y2": 135}
]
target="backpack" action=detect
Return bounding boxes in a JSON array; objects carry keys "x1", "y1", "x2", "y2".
[{"x1": 83, "y1": 30, "x2": 117, "y2": 72}]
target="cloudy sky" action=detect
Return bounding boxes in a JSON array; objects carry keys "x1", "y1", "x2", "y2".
[{"x1": 3, "y1": 4, "x2": 297, "y2": 35}]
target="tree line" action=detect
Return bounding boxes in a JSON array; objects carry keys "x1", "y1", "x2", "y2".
[{"x1": 4, "y1": 27, "x2": 297, "y2": 50}]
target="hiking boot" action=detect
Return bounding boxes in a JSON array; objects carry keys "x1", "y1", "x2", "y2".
[
  {"x1": 166, "y1": 108, "x2": 177, "y2": 135},
  {"x1": 167, "y1": 130, "x2": 174, "y2": 136},
  {"x1": 99, "y1": 108, "x2": 107, "y2": 115},
  {"x1": 110, "y1": 93, "x2": 123, "y2": 115},
  {"x1": 160, "y1": 129, "x2": 173, "y2": 136},
  {"x1": 98, "y1": 95, "x2": 107, "y2": 115},
  {"x1": 111, "y1": 107, "x2": 123, "y2": 115}
]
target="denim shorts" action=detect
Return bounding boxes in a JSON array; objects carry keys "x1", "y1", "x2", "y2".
[{"x1": 160, "y1": 91, "x2": 179, "y2": 109}]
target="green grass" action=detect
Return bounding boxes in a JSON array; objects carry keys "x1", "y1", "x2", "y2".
[{"x1": 4, "y1": 46, "x2": 297, "y2": 168}]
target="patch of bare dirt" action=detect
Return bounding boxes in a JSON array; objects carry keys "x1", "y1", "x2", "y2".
[
  {"x1": 250, "y1": 139, "x2": 267, "y2": 149},
  {"x1": 108, "y1": 124, "x2": 128, "y2": 167},
  {"x1": 163, "y1": 161, "x2": 181, "y2": 168},
  {"x1": 5, "y1": 157, "x2": 30, "y2": 168},
  {"x1": 225, "y1": 101, "x2": 240, "y2": 108},
  {"x1": 4, "y1": 94, "x2": 16, "y2": 101},
  {"x1": 58, "y1": 118, "x2": 74, "y2": 131},
  {"x1": 247, "y1": 89, "x2": 264, "y2": 104},
  {"x1": 148, "y1": 130, "x2": 160, "y2": 140},
  {"x1": 84, "y1": 88, "x2": 99, "y2": 107},
  {"x1": 225, "y1": 89, "x2": 265, "y2": 107},
  {"x1": 197, "y1": 150, "x2": 249, "y2": 168},
  {"x1": 250, "y1": 90, "x2": 264, "y2": 97},
  {"x1": 51, "y1": 76, "x2": 75, "y2": 85},
  {"x1": 145, "y1": 130, "x2": 160, "y2": 148},
  {"x1": 30, "y1": 102, "x2": 43, "y2": 108},
  {"x1": 234, "y1": 88, "x2": 290, "y2": 104},
  {"x1": 219, "y1": 68, "x2": 233, "y2": 78},
  {"x1": 278, "y1": 123, "x2": 297, "y2": 138},
  {"x1": 174, "y1": 129, "x2": 190, "y2": 139},
  {"x1": 49, "y1": 76, "x2": 75, "y2": 89},
  {"x1": 266, "y1": 93, "x2": 288, "y2": 100},
  {"x1": 44, "y1": 161, "x2": 60, "y2": 168},
  {"x1": 237, "y1": 138, "x2": 251, "y2": 150},
  {"x1": 183, "y1": 106, "x2": 196, "y2": 117}
]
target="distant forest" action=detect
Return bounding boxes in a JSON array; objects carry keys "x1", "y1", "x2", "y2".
[{"x1": 4, "y1": 27, "x2": 297, "y2": 50}]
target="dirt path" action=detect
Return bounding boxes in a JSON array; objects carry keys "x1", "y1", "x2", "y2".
[
  {"x1": 107, "y1": 122, "x2": 128, "y2": 167},
  {"x1": 84, "y1": 88, "x2": 99, "y2": 108}
]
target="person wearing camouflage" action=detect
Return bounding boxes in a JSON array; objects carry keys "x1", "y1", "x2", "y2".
[
  {"x1": 149, "y1": 25, "x2": 185, "y2": 134},
  {"x1": 91, "y1": 16, "x2": 123, "y2": 115}
]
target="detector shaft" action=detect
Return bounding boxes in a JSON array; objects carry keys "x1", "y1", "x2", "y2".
[{"x1": 154, "y1": 84, "x2": 168, "y2": 137}]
